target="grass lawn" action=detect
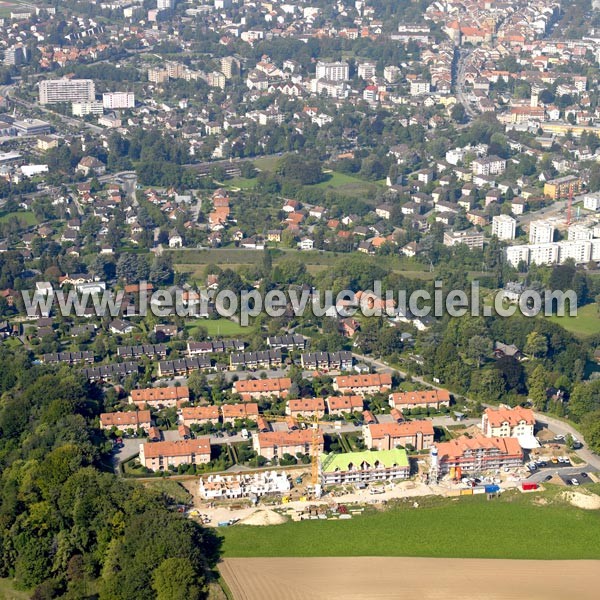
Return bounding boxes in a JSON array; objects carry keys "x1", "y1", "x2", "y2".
[
  {"x1": 309, "y1": 171, "x2": 383, "y2": 199},
  {"x1": 548, "y1": 303, "x2": 600, "y2": 338},
  {"x1": 143, "y1": 479, "x2": 193, "y2": 504},
  {"x1": 226, "y1": 177, "x2": 258, "y2": 191},
  {"x1": 0, "y1": 578, "x2": 29, "y2": 599},
  {"x1": 219, "y1": 489, "x2": 600, "y2": 559},
  {"x1": 0, "y1": 211, "x2": 38, "y2": 226},
  {"x1": 253, "y1": 155, "x2": 283, "y2": 172},
  {"x1": 2, "y1": 337, "x2": 22, "y2": 349},
  {"x1": 187, "y1": 319, "x2": 247, "y2": 337}
]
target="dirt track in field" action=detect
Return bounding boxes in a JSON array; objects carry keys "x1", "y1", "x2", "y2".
[{"x1": 219, "y1": 557, "x2": 600, "y2": 600}]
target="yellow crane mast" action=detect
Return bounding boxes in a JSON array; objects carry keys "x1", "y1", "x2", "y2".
[{"x1": 260, "y1": 413, "x2": 331, "y2": 496}]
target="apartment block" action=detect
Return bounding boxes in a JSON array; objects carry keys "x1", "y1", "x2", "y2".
[{"x1": 39, "y1": 78, "x2": 95, "y2": 105}]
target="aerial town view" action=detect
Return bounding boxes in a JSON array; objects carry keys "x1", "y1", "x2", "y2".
[{"x1": 1, "y1": 0, "x2": 600, "y2": 598}]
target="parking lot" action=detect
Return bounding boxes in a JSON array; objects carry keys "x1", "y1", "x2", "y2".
[{"x1": 560, "y1": 472, "x2": 591, "y2": 486}]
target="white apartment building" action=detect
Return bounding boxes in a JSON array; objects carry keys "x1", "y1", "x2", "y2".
[
  {"x1": 471, "y1": 155, "x2": 506, "y2": 176},
  {"x1": 39, "y1": 78, "x2": 95, "y2": 105},
  {"x1": 314, "y1": 78, "x2": 349, "y2": 98},
  {"x1": 505, "y1": 245, "x2": 530, "y2": 268},
  {"x1": 529, "y1": 243, "x2": 560, "y2": 265},
  {"x1": 481, "y1": 406, "x2": 535, "y2": 439},
  {"x1": 72, "y1": 101, "x2": 104, "y2": 117},
  {"x1": 583, "y1": 193, "x2": 600, "y2": 211},
  {"x1": 492, "y1": 214, "x2": 517, "y2": 240},
  {"x1": 357, "y1": 61, "x2": 377, "y2": 80},
  {"x1": 529, "y1": 220, "x2": 555, "y2": 244},
  {"x1": 383, "y1": 65, "x2": 401, "y2": 83},
  {"x1": 410, "y1": 80, "x2": 431, "y2": 96},
  {"x1": 102, "y1": 92, "x2": 135, "y2": 110},
  {"x1": 568, "y1": 224, "x2": 593, "y2": 241},
  {"x1": 315, "y1": 61, "x2": 349, "y2": 81},
  {"x1": 443, "y1": 230, "x2": 484, "y2": 249}
]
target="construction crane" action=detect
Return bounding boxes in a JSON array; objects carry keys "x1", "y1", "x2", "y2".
[
  {"x1": 566, "y1": 183, "x2": 574, "y2": 227},
  {"x1": 259, "y1": 413, "x2": 336, "y2": 498}
]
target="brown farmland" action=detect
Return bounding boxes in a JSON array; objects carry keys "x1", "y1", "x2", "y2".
[{"x1": 220, "y1": 557, "x2": 600, "y2": 600}]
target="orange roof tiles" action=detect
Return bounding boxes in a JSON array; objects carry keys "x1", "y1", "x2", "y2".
[
  {"x1": 389, "y1": 389, "x2": 450, "y2": 406},
  {"x1": 131, "y1": 386, "x2": 190, "y2": 403},
  {"x1": 181, "y1": 406, "x2": 219, "y2": 421},
  {"x1": 100, "y1": 410, "x2": 151, "y2": 428},
  {"x1": 256, "y1": 429, "x2": 323, "y2": 449},
  {"x1": 335, "y1": 373, "x2": 392, "y2": 389},
  {"x1": 367, "y1": 420, "x2": 434, "y2": 439},
  {"x1": 436, "y1": 435, "x2": 522, "y2": 460},
  {"x1": 142, "y1": 438, "x2": 211, "y2": 458},
  {"x1": 484, "y1": 406, "x2": 534, "y2": 428},
  {"x1": 288, "y1": 398, "x2": 325, "y2": 412},
  {"x1": 221, "y1": 403, "x2": 259, "y2": 419},
  {"x1": 327, "y1": 395, "x2": 363, "y2": 411},
  {"x1": 234, "y1": 378, "x2": 292, "y2": 394}
]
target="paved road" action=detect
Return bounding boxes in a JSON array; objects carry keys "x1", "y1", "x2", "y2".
[{"x1": 454, "y1": 49, "x2": 478, "y2": 119}]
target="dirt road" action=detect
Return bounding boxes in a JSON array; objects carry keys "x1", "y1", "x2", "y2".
[{"x1": 220, "y1": 557, "x2": 600, "y2": 600}]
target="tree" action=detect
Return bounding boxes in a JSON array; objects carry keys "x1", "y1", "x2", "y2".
[
  {"x1": 152, "y1": 558, "x2": 203, "y2": 600},
  {"x1": 467, "y1": 335, "x2": 492, "y2": 368},
  {"x1": 581, "y1": 410, "x2": 600, "y2": 454},
  {"x1": 528, "y1": 364, "x2": 548, "y2": 410},
  {"x1": 524, "y1": 331, "x2": 548, "y2": 359},
  {"x1": 451, "y1": 103, "x2": 468, "y2": 124}
]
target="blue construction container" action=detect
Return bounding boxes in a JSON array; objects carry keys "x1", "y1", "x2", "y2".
[{"x1": 484, "y1": 484, "x2": 500, "y2": 493}]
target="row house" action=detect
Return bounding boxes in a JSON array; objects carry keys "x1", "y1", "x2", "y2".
[
  {"x1": 363, "y1": 420, "x2": 434, "y2": 451},
  {"x1": 233, "y1": 377, "x2": 292, "y2": 401},
  {"x1": 100, "y1": 410, "x2": 152, "y2": 433},
  {"x1": 300, "y1": 351, "x2": 353, "y2": 371},
  {"x1": 187, "y1": 339, "x2": 245, "y2": 355},
  {"x1": 221, "y1": 403, "x2": 259, "y2": 425},
  {"x1": 157, "y1": 356, "x2": 211, "y2": 377},
  {"x1": 139, "y1": 438, "x2": 211, "y2": 471},
  {"x1": 180, "y1": 406, "x2": 220, "y2": 427},
  {"x1": 326, "y1": 395, "x2": 364, "y2": 416},
  {"x1": 229, "y1": 349, "x2": 283, "y2": 370},
  {"x1": 266, "y1": 334, "x2": 306, "y2": 350},
  {"x1": 252, "y1": 429, "x2": 324, "y2": 461},
  {"x1": 286, "y1": 398, "x2": 326, "y2": 419},
  {"x1": 130, "y1": 386, "x2": 190, "y2": 409},
  {"x1": 333, "y1": 373, "x2": 392, "y2": 397},
  {"x1": 42, "y1": 351, "x2": 94, "y2": 365},
  {"x1": 117, "y1": 344, "x2": 167, "y2": 359},
  {"x1": 388, "y1": 389, "x2": 451, "y2": 411},
  {"x1": 81, "y1": 361, "x2": 138, "y2": 383}
]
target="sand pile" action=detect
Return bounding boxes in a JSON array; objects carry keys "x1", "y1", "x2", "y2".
[
  {"x1": 561, "y1": 491, "x2": 600, "y2": 510},
  {"x1": 239, "y1": 509, "x2": 287, "y2": 526}
]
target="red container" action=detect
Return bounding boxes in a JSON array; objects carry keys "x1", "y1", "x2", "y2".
[{"x1": 522, "y1": 482, "x2": 538, "y2": 491}]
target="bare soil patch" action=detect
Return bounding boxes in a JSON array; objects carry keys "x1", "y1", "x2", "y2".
[{"x1": 220, "y1": 557, "x2": 600, "y2": 600}]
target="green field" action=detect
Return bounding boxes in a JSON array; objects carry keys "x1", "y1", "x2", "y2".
[
  {"x1": 220, "y1": 490, "x2": 600, "y2": 559},
  {"x1": 0, "y1": 211, "x2": 38, "y2": 226},
  {"x1": 187, "y1": 318, "x2": 247, "y2": 337},
  {"x1": 548, "y1": 303, "x2": 600, "y2": 338},
  {"x1": 311, "y1": 171, "x2": 383, "y2": 199}
]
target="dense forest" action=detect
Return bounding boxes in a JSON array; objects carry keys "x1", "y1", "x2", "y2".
[{"x1": 0, "y1": 348, "x2": 219, "y2": 599}]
